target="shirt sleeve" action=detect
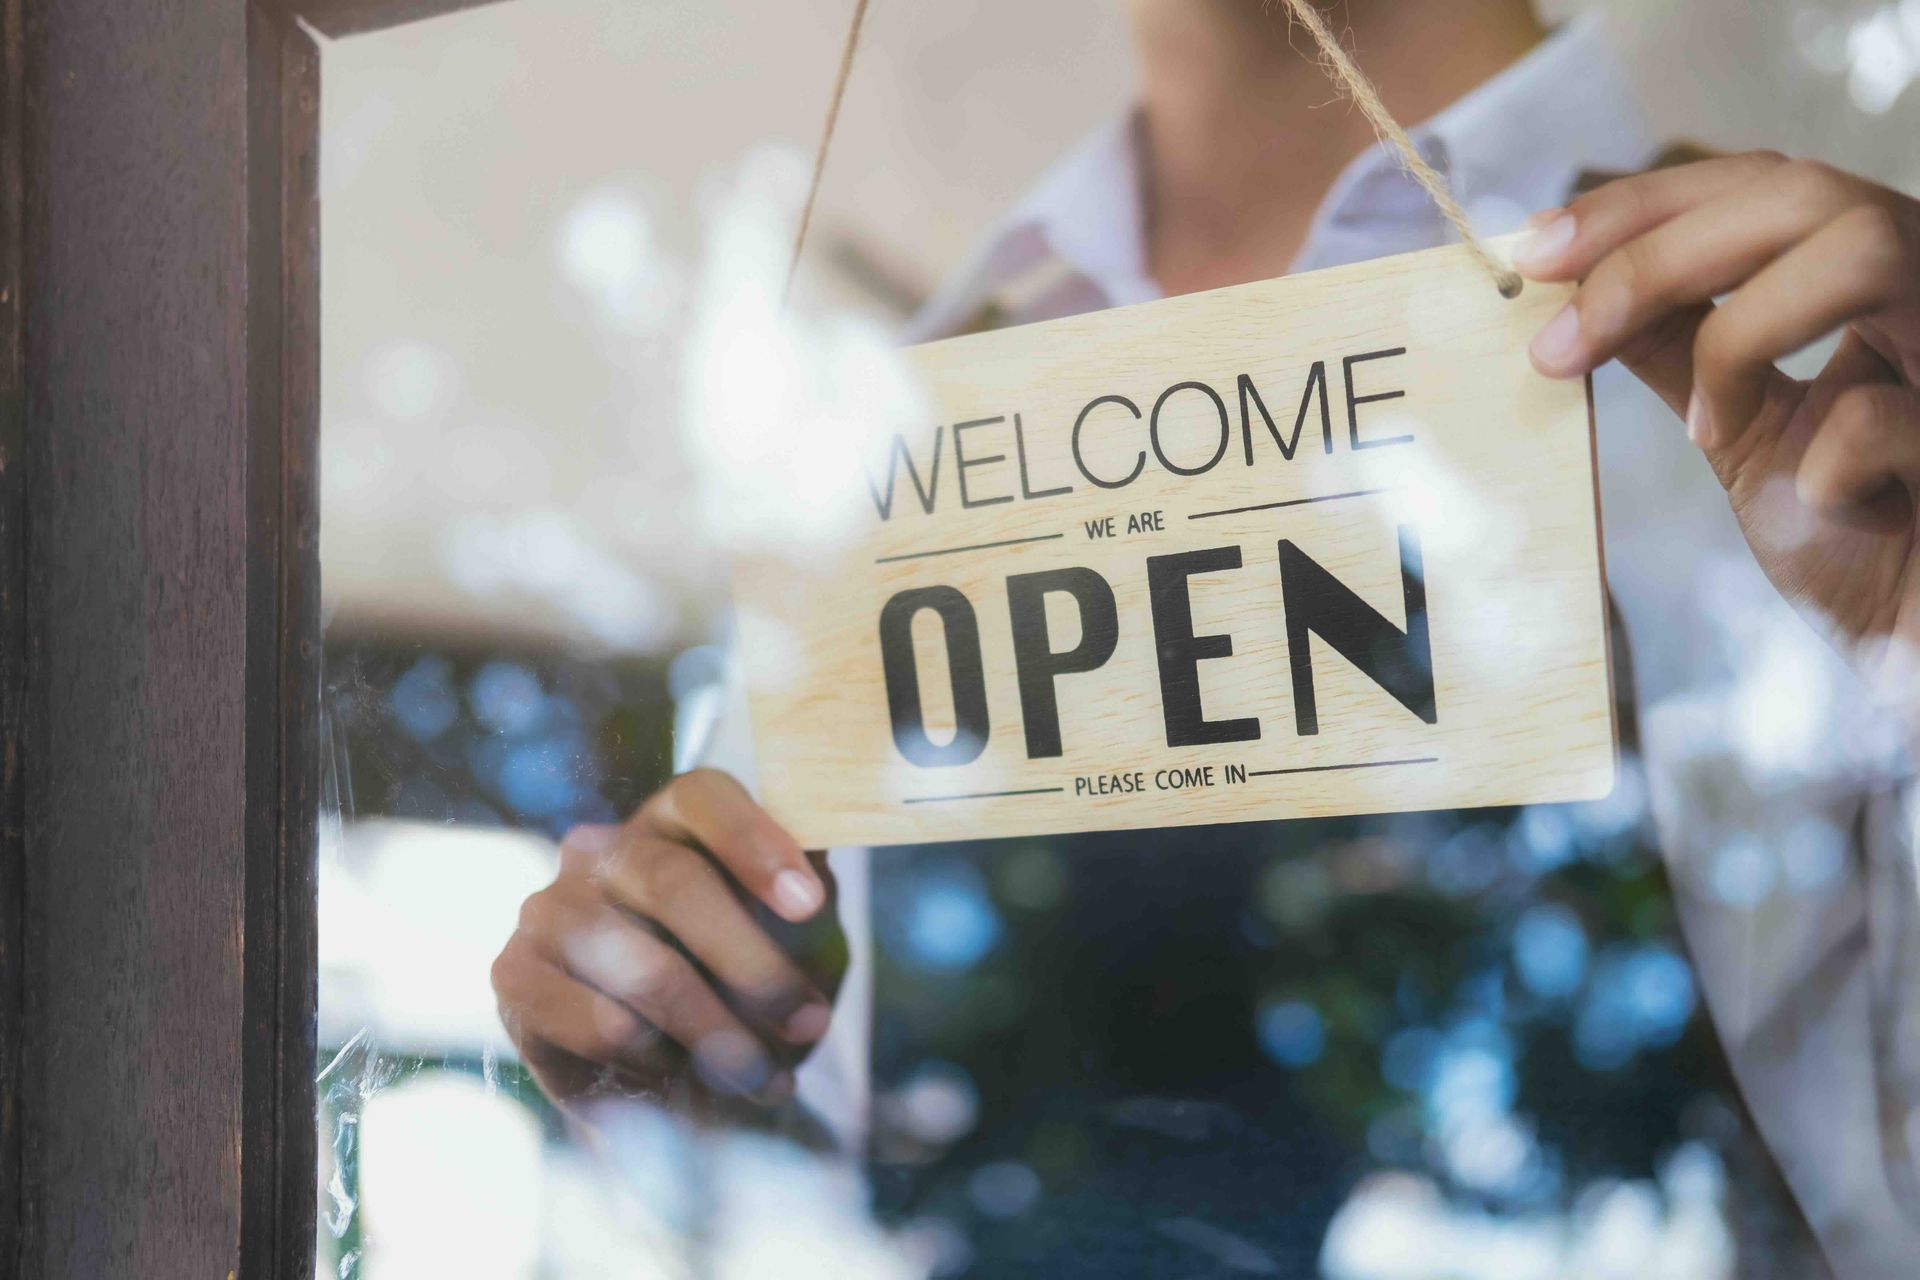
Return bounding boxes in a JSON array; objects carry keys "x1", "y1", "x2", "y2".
[
  {"x1": 1859, "y1": 785, "x2": 1920, "y2": 1216},
  {"x1": 1643, "y1": 699, "x2": 1920, "y2": 1269}
]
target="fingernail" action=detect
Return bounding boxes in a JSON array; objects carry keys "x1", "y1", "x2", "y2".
[
  {"x1": 1513, "y1": 213, "x2": 1576, "y2": 276},
  {"x1": 760, "y1": 1071, "x2": 796, "y2": 1106},
  {"x1": 563, "y1": 823, "x2": 621, "y2": 857},
  {"x1": 1524, "y1": 206, "x2": 1566, "y2": 230},
  {"x1": 1529, "y1": 303, "x2": 1584, "y2": 377},
  {"x1": 770, "y1": 868, "x2": 824, "y2": 921},
  {"x1": 781, "y1": 1001, "x2": 832, "y2": 1044},
  {"x1": 1685, "y1": 392, "x2": 1712, "y2": 448},
  {"x1": 693, "y1": 1030, "x2": 773, "y2": 1097}
]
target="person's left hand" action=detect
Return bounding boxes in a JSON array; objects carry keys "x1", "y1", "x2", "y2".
[{"x1": 1514, "y1": 152, "x2": 1920, "y2": 731}]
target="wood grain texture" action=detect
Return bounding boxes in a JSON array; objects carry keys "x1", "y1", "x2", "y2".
[
  {"x1": 23, "y1": 0, "x2": 249, "y2": 1269},
  {"x1": 0, "y1": 0, "x2": 24, "y2": 1269},
  {"x1": 7, "y1": 0, "x2": 499, "y2": 1276},
  {"x1": 240, "y1": 15, "x2": 322, "y2": 1280},
  {"x1": 736, "y1": 238, "x2": 1617, "y2": 848},
  {"x1": 14, "y1": 1, "x2": 321, "y2": 1276}
]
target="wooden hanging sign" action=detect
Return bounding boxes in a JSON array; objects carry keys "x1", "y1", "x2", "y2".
[{"x1": 730, "y1": 237, "x2": 1617, "y2": 848}]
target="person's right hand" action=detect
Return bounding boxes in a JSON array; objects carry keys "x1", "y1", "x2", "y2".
[
  {"x1": 1518, "y1": 153, "x2": 1920, "y2": 737},
  {"x1": 491, "y1": 768, "x2": 841, "y2": 1112}
]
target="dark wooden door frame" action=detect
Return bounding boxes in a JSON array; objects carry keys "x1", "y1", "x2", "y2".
[{"x1": 0, "y1": 1, "x2": 504, "y2": 1276}]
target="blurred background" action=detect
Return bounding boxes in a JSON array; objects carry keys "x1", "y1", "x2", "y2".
[{"x1": 315, "y1": 1, "x2": 1920, "y2": 1276}]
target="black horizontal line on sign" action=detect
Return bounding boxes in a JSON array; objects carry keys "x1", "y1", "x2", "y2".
[
  {"x1": 874, "y1": 533, "x2": 1065, "y2": 565},
  {"x1": 903, "y1": 787, "x2": 1067, "y2": 805},
  {"x1": 1249, "y1": 756, "x2": 1439, "y2": 778},
  {"x1": 1187, "y1": 487, "x2": 1389, "y2": 521}
]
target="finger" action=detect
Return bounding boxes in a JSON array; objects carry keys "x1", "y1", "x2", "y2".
[
  {"x1": 491, "y1": 934, "x2": 658, "y2": 1072},
  {"x1": 1599, "y1": 303, "x2": 1712, "y2": 418},
  {"x1": 592, "y1": 834, "x2": 832, "y2": 1044},
  {"x1": 1690, "y1": 205, "x2": 1911, "y2": 450},
  {"x1": 1797, "y1": 384, "x2": 1920, "y2": 533},
  {"x1": 538, "y1": 894, "x2": 792, "y2": 1101},
  {"x1": 1529, "y1": 168, "x2": 1866, "y2": 379},
  {"x1": 639, "y1": 769, "x2": 825, "y2": 922},
  {"x1": 1514, "y1": 151, "x2": 1791, "y2": 281}
]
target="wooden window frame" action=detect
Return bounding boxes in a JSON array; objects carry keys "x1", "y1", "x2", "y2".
[{"x1": 1, "y1": 1, "x2": 507, "y2": 1275}]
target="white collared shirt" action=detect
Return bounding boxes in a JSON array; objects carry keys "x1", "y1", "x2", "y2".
[{"x1": 691, "y1": 15, "x2": 1920, "y2": 1272}]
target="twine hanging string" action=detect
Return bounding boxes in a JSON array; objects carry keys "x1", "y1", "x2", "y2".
[
  {"x1": 784, "y1": 0, "x2": 1522, "y2": 301},
  {"x1": 1269, "y1": 0, "x2": 1523, "y2": 297},
  {"x1": 784, "y1": 0, "x2": 872, "y2": 305}
]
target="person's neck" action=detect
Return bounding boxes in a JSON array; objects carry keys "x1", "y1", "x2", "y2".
[{"x1": 1136, "y1": 0, "x2": 1547, "y2": 296}]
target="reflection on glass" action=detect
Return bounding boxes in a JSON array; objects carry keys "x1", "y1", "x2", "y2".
[{"x1": 317, "y1": 1, "x2": 1920, "y2": 1277}]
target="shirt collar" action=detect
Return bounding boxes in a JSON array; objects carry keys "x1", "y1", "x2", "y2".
[
  {"x1": 908, "y1": 112, "x2": 1154, "y2": 341},
  {"x1": 1421, "y1": 11, "x2": 1659, "y2": 234},
  {"x1": 910, "y1": 12, "x2": 1657, "y2": 340}
]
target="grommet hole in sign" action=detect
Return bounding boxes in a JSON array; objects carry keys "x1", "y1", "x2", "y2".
[{"x1": 737, "y1": 0, "x2": 1607, "y2": 850}]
